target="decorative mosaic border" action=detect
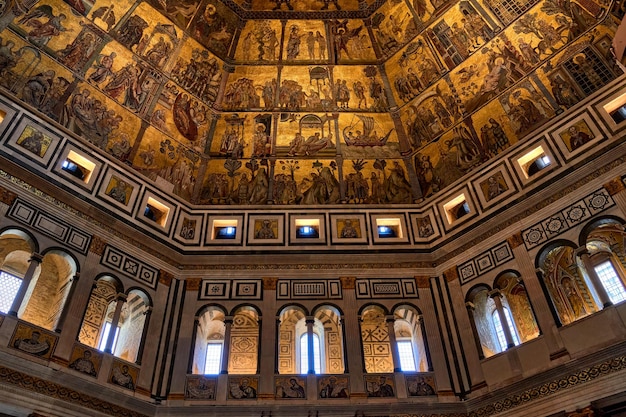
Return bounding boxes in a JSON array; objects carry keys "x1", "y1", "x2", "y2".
[
  {"x1": 0, "y1": 365, "x2": 150, "y2": 417},
  {"x1": 522, "y1": 188, "x2": 614, "y2": 250},
  {"x1": 458, "y1": 241, "x2": 514, "y2": 285},
  {"x1": 101, "y1": 245, "x2": 159, "y2": 289},
  {"x1": 8, "y1": 199, "x2": 91, "y2": 254}
]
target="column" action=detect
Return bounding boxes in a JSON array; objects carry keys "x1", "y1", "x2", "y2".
[
  {"x1": 465, "y1": 302, "x2": 485, "y2": 360},
  {"x1": 256, "y1": 318, "x2": 262, "y2": 374},
  {"x1": 489, "y1": 290, "x2": 515, "y2": 349},
  {"x1": 104, "y1": 293, "x2": 127, "y2": 354},
  {"x1": 339, "y1": 277, "x2": 366, "y2": 396},
  {"x1": 576, "y1": 247, "x2": 612, "y2": 308},
  {"x1": 221, "y1": 316, "x2": 233, "y2": 374},
  {"x1": 9, "y1": 253, "x2": 43, "y2": 317},
  {"x1": 54, "y1": 273, "x2": 80, "y2": 333},
  {"x1": 417, "y1": 315, "x2": 433, "y2": 371},
  {"x1": 187, "y1": 317, "x2": 200, "y2": 374},
  {"x1": 340, "y1": 316, "x2": 349, "y2": 373},
  {"x1": 386, "y1": 315, "x2": 401, "y2": 372},
  {"x1": 135, "y1": 306, "x2": 153, "y2": 365},
  {"x1": 306, "y1": 316, "x2": 315, "y2": 374}
]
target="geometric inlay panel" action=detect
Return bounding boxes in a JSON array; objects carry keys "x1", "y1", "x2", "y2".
[
  {"x1": 355, "y1": 278, "x2": 418, "y2": 299},
  {"x1": 8, "y1": 199, "x2": 91, "y2": 254},
  {"x1": 276, "y1": 279, "x2": 342, "y2": 300},
  {"x1": 199, "y1": 279, "x2": 262, "y2": 300},
  {"x1": 101, "y1": 245, "x2": 158, "y2": 288},
  {"x1": 458, "y1": 241, "x2": 515, "y2": 284},
  {"x1": 522, "y1": 188, "x2": 614, "y2": 250}
]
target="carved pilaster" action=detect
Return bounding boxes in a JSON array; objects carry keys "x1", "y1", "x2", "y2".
[
  {"x1": 604, "y1": 177, "x2": 625, "y2": 196},
  {"x1": 88, "y1": 236, "x2": 107, "y2": 256},
  {"x1": 507, "y1": 231, "x2": 524, "y2": 249},
  {"x1": 0, "y1": 186, "x2": 17, "y2": 205},
  {"x1": 444, "y1": 267, "x2": 458, "y2": 282},
  {"x1": 263, "y1": 277, "x2": 278, "y2": 290},
  {"x1": 340, "y1": 276, "x2": 356, "y2": 289},
  {"x1": 186, "y1": 278, "x2": 202, "y2": 291},
  {"x1": 415, "y1": 276, "x2": 430, "y2": 288},
  {"x1": 159, "y1": 270, "x2": 175, "y2": 287}
]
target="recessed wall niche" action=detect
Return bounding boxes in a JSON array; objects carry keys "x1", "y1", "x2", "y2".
[
  {"x1": 207, "y1": 216, "x2": 244, "y2": 245},
  {"x1": 371, "y1": 214, "x2": 409, "y2": 244},
  {"x1": 143, "y1": 197, "x2": 170, "y2": 227},
  {"x1": 443, "y1": 194, "x2": 472, "y2": 225},
  {"x1": 289, "y1": 214, "x2": 326, "y2": 245},
  {"x1": 53, "y1": 145, "x2": 103, "y2": 191},
  {"x1": 516, "y1": 145, "x2": 554, "y2": 180}
]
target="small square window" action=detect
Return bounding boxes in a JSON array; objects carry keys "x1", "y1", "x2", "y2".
[
  {"x1": 603, "y1": 92, "x2": 626, "y2": 124},
  {"x1": 212, "y1": 219, "x2": 239, "y2": 240},
  {"x1": 443, "y1": 194, "x2": 470, "y2": 224},
  {"x1": 375, "y1": 218, "x2": 402, "y2": 239},
  {"x1": 143, "y1": 197, "x2": 169, "y2": 227},
  {"x1": 61, "y1": 151, "x2": 95, "y2": 183},
  {"x1": 517, "y1": 146, "x2": 552, "y2": 179}
]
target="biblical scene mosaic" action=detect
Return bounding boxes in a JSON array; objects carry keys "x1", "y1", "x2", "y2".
[{"x1": 0, "y1": 0, "x2": 622, "y2": 206}]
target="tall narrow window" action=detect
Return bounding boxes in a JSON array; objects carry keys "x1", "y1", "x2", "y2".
[
  {"x1": 300, "y1": 333, "x2": 321, "y2": 374},
  {"x1": 594, "y1": 261, "x2": 626, "y2": 303},
  {"x1": 397, "y1": 340, "x2": 417, "y2": 372},
  {"x1": 204, "y1": 343, "x2": 223, "y2": 374},
  {"x1": 492, "y1": 308, "x2": 520, "y2": 351},
  {"x1": 0, "y1": 271, "x2": 22, "y2": 313},
  {"x1": 98, "y1": 322, "x2": 120, "y2": 351}
]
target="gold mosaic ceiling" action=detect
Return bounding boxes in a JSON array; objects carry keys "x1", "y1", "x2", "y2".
[{"x1": 0, "y1": 0, "x2": 622, "y2": 207}]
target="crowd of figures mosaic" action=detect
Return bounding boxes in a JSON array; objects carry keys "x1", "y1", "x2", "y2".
[{"x1": 0, "y1": 0, "x2": 623, "y2": 206}]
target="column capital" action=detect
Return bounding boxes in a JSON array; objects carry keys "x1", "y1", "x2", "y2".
[
  {"x1": 224, "y1": 316, "x2": 234, "y2": 325},
  {"x1": 385, "y1": 315, "x2": 396, "y2": 323},
  {"x1": 507, "y1": 232, "x2": 524, "y2": 249},
  {"x1": 305, "y1": 316, "x2": 315, "y2": 324},
  {"x1": 465, "y1": 301, "x2": 475, "y2": 310},
  {"x1": 574, "y1": 246, "x2": 590, "y2": 257},
  {"x1": 340, "y1": 276, "x2": 356, "y2": 289},
  {"x1": 0, "y1": 186, "x2": 17, "y2": 205},
  {"x1": 88, "y1": 236, "x2": 107, "y2": 256},
  {"x1": 444, "y1": 267, "x2": 458, "y2": 282},
  {"x1": 29, "y1": 253, "x2": 44, "y2": 263},
  {"x1": 263, "y1": 277, "x2": 278, "y2": 290},
  {"x1": 488, "y1": 289, "x2": 502, "y2": 299},
  {"x1": 604, "y1": 177, "x2": 625, "y2": 196},
  {"x1": 116, "y1": 293, "x2": 128, "y2": 302}
]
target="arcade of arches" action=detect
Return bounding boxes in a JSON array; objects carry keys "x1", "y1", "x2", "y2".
[{"x1": 0, "y1": 0, "x2": 626, "y2": 415}]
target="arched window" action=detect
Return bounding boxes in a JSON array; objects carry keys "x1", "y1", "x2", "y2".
[
  {"x1": 494, "y1": 272, "x2": 539, "y2": 344},
  {"x1": 313, "y1": 305, "x2": 345, "y2": 374},
  {"x1": 20, "y1": 249, "x2": 77, "y2": 331},
  {"x1": 360, "y1": 305, "x2": 393, "y2": 373},
  {"x1": 227, "y1": 306, "x2": 260, "y2": 375},
  {"x1": 538, "y1": 244, "x2": 598, "y2": 325},
  {"x1": 582, "y1": 221, "x2": 626, "y2": 305},
  {"x1": 278, "y1": 306, "x2": 332, "y2": 374},
  {"x1": 393, "y1": 305, "x2": 430, "y2": 372},
  {"x1": 191, "y1": 306, "x2": 225, "y2": 375},
  {"x1": 0, "y1": 229, "x2": 34, "y2": 313},
  {"x1": 79, "y1": 278, "x2": 151, "y2": 363},
  {"x1": 466, "y1": 283, "x2": 528, "y2": 358}
]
